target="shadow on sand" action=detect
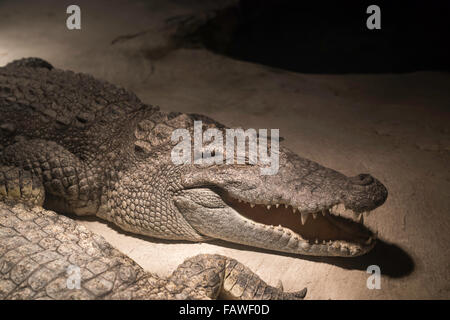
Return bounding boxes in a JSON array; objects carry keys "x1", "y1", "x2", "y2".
[{"x1": 211, "y1": 238, "x2": 415, "y2": 278}]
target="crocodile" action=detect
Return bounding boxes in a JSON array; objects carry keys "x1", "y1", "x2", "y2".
[{"x1": 0, "y1": 58, "x2": 388, "y2": 299}]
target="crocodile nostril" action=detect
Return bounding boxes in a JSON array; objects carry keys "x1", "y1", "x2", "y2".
[{"x1": 350, "y1": 174, "x2": 374, "y2": 186}]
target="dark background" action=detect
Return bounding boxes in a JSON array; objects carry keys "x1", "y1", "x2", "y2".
[{"x1": 190, "y1": 0, "x2": 450, "y2": 73}]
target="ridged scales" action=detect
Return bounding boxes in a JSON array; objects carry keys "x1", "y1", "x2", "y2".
[{"x1": 0, "y1": 203, "x2": 305, "y2": 300}]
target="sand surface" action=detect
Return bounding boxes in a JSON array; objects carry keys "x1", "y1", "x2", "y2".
[{"x1": 1, "y1": 0, "x2": 449, "y2": 299}]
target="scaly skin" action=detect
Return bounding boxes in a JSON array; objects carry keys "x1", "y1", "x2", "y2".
[
  {"x1": 0, "y1": 202, "x2": 305, "y2": 299},
  {"x1": 0, "y1": 58, "x2": 388, "y2": 299}
]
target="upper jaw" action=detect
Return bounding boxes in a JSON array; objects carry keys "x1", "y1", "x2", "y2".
[
  {"x1": 180, "y1": 162, "x2": 387, "y2": 219},
  {"x1": 233, "y1": 197, "x2": 370, "y2": 224}
]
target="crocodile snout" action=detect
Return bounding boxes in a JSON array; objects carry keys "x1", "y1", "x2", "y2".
[{"x1": 343, "y1": 174, "x2": 388, "y2": 213}]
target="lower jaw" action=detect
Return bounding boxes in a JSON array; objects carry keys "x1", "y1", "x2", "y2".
[
  {"x1": 217, "y1": 198, "x2": 376, "y2": 257},
  {"x1": 241, "y1": 228, "x2": 376, "y2": 257},
  {"x1": 214, "y1": 225, "x2": 376, "y2": 257},
  {"x1": 187, "y1": 208, "x2": 375, "y2": 257}
]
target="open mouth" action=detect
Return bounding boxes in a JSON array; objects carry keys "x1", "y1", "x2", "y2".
[{"x1": 220, "y1": 192, "x2": 376, "y2": 253}]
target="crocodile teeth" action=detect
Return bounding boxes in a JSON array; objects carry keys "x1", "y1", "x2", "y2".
[
  {"x1": 292, "y1": 207, "x2": 297, "y2": 213},
  {"x1": 322, "y1": 210, "x2": 326, "y2": 216},
  {"x1": 250, "y1": 204, "x2": 255, "y2": 208},
  {"x1": 267, "y1": 205, "x2": 271, "y2": 210},
  {"x1": 301, "y1": 212, "x2": 309, "y2": 225},
  {"x1": 330, "y1": 205, "x2": 338, "y2": 215},
  {"x1": 357, "y1": 213, "x2": 364, "y2": 224},
  {"x1": 275, "y1": 204, "x2": 279, "y2": 208},
  {"x1": 351, "y1": 211, "x2": 364, "y2": 224},
  {"x1": 312, "y1": 212, "x2": 318, "y2": 219},
  {"x1": 330, "y1": 203, "x2": 345, "y2": 215},
  {"x1": 284, "y1": 204, "x2": 288, "y2": 209}
]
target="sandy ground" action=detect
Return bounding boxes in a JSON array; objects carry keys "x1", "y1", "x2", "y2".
[{"x1": 1, "y1": 0, "x2": 449, "y2": 299}]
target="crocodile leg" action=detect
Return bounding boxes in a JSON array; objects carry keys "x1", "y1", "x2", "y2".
[
  {"x1": 168, "y1": 254, "x2": 307, "y2": 300},
  {"x1": 1, "y1": 139, "x2": 99, "y2": 216},
  {"x1": 0, "y1": 166, "x2": 44, "y2": 206}
]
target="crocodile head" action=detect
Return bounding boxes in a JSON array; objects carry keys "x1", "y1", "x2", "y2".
[
  {"x1": 109, "y1": 112, "x2": 387, "y2": 257},
  {"x1": 175, "y1": 147, "x2": 387, "y2": 257}
]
